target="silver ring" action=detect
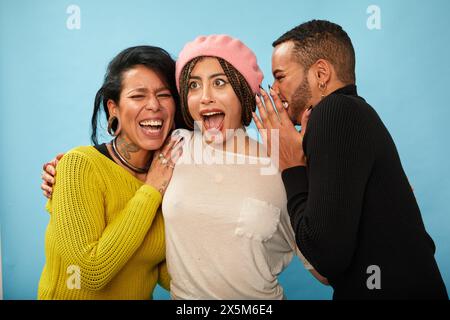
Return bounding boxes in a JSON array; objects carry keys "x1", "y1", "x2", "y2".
[{"x1": 161, "y1": 158, "x2": 168, "y2": 165}]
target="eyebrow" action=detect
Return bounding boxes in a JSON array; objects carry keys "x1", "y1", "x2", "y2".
[
  {"x1": 126, "y1": 86, "x2": 170, "y2": 94},
  {"x1": 189, "y1": 73, "x2": 227, "y2": 80},
  {"x1": 272, "y1": 69, "x2": 284, "y2": 77}
]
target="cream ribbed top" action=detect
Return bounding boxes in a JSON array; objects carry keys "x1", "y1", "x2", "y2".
[{"x1": 162, "y1": 129, "x2": 312, "y2": 299}]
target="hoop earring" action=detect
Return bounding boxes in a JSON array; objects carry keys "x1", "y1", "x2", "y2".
[
  {"x1": 107, "y1": 116, "x2": 120, "y2": 136},
  {"x1": 319, "y1": 82, "x2": 327, "y2": 98}
]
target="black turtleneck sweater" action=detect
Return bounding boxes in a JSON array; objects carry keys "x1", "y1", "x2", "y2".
[{"x1": 281, "y1": 85, "x2": 448, "y2": 299}]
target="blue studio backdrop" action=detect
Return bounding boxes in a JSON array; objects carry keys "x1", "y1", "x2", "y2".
[{"x1": 0, "y1": 0, "x2": 449, "y2": 299}]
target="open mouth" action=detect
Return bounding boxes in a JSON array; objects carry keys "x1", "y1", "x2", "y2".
[
  {"x1": 201, "y1": 111, "x2": 225, "y2": 131},
  {"x1": 139, "y1": 119, "x2": 164, "y2": 134}
]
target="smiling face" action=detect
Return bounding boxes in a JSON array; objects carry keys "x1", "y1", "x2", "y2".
[
  {"x1": 186, "y1": 57, "x2": 242, "y2": 142},
  {"x1": 271, "y1": 41, "x2": 315, "y2": 124},
  {"x1": 108, "y1": 65, "x2": 176, "y2": 151}
]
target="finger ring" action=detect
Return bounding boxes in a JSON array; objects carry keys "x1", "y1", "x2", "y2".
[
  {"x1": 161, "y1": 158, "x2": 168, "y2": 165},
  {"x1": 159, "y1": 153, "x2": 165, "y2": 159}
]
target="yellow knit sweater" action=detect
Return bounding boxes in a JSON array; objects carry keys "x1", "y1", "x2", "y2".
[{"x1": 38, "y1": 146, "x2": 170, "y2": 300}]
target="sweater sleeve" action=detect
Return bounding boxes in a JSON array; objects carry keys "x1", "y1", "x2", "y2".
[
  {"x1": 281, "y1": 95, "x2": 374, "y2": 278},
  {"x1": 157, "y1": 260, "x2": 171, "y2": 291},
  {"x1": 51, "y1": 150, "x2": 162, "y2": 290}
]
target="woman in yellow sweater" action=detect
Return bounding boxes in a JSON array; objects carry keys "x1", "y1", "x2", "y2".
[{"x1": 38, "y1": 46, "x2": 185, "y2": 299}]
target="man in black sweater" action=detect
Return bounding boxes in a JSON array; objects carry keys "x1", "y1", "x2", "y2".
[{"x1": 253, "y1": 20, "x2": 447, "y2": 299}]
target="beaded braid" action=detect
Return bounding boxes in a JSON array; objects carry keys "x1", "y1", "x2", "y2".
[
  {"x1": 217, "y1": 58, "x2": 256, "y2": 127},
  {"x1": 179, "y1": 56, "x2": 256, "y2": 129},
  {"x1": 179, "y1": 57, "x2": 202, "y2": 129}
]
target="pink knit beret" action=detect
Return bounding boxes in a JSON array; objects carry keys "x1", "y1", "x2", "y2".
[{"x1": 175, "y1": 34, "x2": 264, "y2": 94}]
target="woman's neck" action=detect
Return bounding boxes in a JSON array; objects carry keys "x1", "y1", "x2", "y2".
[
  {"x1": 205, "y1": 127, "x2": 262, "y2": 157},
  {"x1": 108, "y1": 135, "x2": 152, "y2": 180}
]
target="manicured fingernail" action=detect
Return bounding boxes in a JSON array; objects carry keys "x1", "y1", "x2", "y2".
[{"x1": 173, "y1": 137, "x2": 183, "y2": 146}]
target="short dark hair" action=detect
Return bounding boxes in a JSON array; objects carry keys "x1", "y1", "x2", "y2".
[
  {"x1": 91, "y1": 45, "x2": 187, "y2": 145},
  {"x1": 273, "y1": 20, "x2": 356, "y2": 84}
]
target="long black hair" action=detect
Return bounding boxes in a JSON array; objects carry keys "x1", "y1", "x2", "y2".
[{"x1": 91, "y1": 45, "x2": 187, "y2": 145}]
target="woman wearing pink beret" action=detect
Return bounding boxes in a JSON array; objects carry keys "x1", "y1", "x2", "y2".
[{"x1": 41, "y1": 35, "x2": 327, "y2": 299}]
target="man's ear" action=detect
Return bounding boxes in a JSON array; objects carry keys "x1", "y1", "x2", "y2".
[{"x1": 312, "y1": 59, "x2": 332, "y2": 85}]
